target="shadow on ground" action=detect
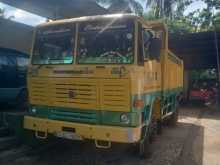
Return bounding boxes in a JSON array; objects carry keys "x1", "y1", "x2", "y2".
[{"x1": 2, "y1": 103, "x2": 217, "y2": 165}]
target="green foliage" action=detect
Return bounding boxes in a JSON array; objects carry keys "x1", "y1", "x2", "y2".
[
  {"x1": 143, "y1": 0, "x2": 197, "y2": 34},
  {"x1": 143, "y1": 10, "x2": 157, "y2": 20},
  {"x1": 144, "y1": 0, "x2": 193, "y2": 19},
  {"x1": 190, "y1": 69, "x2": 217, "y2": 80},
  {"x1": 144, "y1": 0, "x2": 220, "y2": 34},
  {"x1": 185, "y1": 0, "x2": 220, "y2": 31},
  {"x1": 213, "y1": 12, "x2": 220, "y2": 30},
  {"x1": 144, "y1": 10, "x2": 196, "y2": 34},
  {"x1": 166, "y1": 18, "x2": 194, "y2": 34},
  {"x1": 97, "y1": 0, "x2": 219, "y2": 33}
]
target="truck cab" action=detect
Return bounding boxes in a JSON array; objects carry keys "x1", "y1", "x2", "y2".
[{"x1": 24, "y1": 14, "x2": 183, "y2": 157}]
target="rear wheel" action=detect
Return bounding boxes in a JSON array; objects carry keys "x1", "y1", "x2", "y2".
[{"x1": 156, "y1": 119, "x2": 162, "y2": 135}]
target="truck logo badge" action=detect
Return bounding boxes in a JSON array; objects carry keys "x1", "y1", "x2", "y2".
[{"x1": 68, "y1": 90, "x2": 77, "y2": 99}]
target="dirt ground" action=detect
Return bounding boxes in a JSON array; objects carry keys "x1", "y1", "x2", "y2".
[{"x1": 1, "y1": 105, "x2": 220, "y2": 165}]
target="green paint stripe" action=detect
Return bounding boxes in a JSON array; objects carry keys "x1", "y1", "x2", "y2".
[
  {"x1": 29, "y1": 105, "x2": 140, "y2": 127},
  {"x1": 29, "y1": 87, "x2": 182, "y2": 127},
  {"x1": 131, "y1": 87, "x2": 183, "y2": 123}
]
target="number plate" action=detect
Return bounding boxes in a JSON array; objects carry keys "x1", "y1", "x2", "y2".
[{"x1": 55, "y1": 131, "x2": 82, "y2": 140}]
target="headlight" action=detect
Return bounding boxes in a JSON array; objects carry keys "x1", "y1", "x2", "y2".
[{"x1": 120, "y1": 114, "x2": 130, "y2": 124}]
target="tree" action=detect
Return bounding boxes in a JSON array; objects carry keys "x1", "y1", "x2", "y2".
[
  {"x1": 96, "y1": 0, "x2": 143, "y2": 16},
  {"x1": 213, "y1": 12, "x2": 220, "y2": 30},
  {"x1": 143, "y1": 9, "x2": 157, "y2": 20},
  {"x1": 144, "y1": 0, "x2": 220, "y2": 33},
  {"x1": 187, "y1": 0, "x2": 220, "y2": 31},
  {"x1": 145, "y1": 0, "x2": 193, "y2": 19},
  {"x1": 143, "y1": 0, "x2": 195, "y2": 34},
  {"x1": 166, "y1": 18, "x2": 195, "y2": 34}
]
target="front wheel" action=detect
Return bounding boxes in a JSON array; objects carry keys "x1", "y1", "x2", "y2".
[
  {"x1": 168, "y1": 102, "x2": 179, "y2": 126},
  {"x1": 134, "y1": 126, "x2": 152, "y2": 158},
  {"x1": 139, "y1": 133, "x2": 151, "y2": 158}
]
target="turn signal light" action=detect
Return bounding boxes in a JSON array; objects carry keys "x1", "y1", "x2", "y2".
[{"x1": 134, "y1": 99, "x2": 144, "y2": 108}]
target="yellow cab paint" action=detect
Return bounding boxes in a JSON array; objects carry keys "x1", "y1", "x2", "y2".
[{"x1": 24, "y1": 14, "x2": 183, "y2": 147}]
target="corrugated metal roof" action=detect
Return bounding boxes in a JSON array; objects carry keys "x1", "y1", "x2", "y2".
[
  {"x1": 169, "y1": 31, "x2": 220, "y2": 70},
  {"x1": 0, "y1": 0, "x2": 108, "y2": 19}
]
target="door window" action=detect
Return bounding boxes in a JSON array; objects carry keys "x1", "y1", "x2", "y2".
[
  {"x1": 143, "y1": 29, "x2": 162, "y2": 61},
  {"x1": 143, "y1": 30, "x2": 153, "y2": 60}
]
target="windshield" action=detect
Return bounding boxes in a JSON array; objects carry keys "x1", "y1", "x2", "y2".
[
  {"x1": 32, "y1": 24, "x2": 75, "y2": 64},
  {"x1": 77, "y1": 19, "x2": 134, "y2": 64}
]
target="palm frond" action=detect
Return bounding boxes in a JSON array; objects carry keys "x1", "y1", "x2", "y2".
[{"x1": 128, "y1": 0, "x2": 144, "y2": 15}]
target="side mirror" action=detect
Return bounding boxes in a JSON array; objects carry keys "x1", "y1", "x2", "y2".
[{"x1": 149, "y1": 38, "x2": 162, "y2": 60}]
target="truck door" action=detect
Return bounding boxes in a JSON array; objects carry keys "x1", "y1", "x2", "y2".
[
  {"x1": 143, "y1": 29, "x2": 162, "y2": 93},
  {"x1": 137, "y1": 23, "x2": 144, "y2": 66}
]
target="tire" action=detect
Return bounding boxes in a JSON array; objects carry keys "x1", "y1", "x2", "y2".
[
  {"x1": 168, "y1": 103, "x2": 179, "y2": 126},
  {"x1": 139, "y1": 134, "x2": 151, "y2": 158},
  {"x1": 137, "y1": 126, "x2": 152, "y2": 159},
  {"x1": 156, "y1": 119, "x2": 162, "y2": 135}
]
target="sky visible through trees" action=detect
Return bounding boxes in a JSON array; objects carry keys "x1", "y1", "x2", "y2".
[{"x1": 0, "y1": 0, "x2": 219, "y2": 33}]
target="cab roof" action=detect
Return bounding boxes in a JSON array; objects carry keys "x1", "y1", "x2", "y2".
[{"x1": 37, "y1": 14, "x2": 167, "y2": 30}]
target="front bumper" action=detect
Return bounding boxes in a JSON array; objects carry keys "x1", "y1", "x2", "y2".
[{"x1": 24, "y1": 116, "x2": 141, "y2": 143}]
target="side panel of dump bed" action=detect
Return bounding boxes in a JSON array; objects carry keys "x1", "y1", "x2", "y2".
[{"x1": 162, "y1": 50, "x2": 183, "y2": 94}]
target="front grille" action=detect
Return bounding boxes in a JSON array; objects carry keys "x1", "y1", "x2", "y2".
[
  {"x1": 28, "y1": 78, "x2": 48, "y2": 105},
  {"x1": 29, "y1": 77, "x2": 130, "y2": 112},
  {"x1": 101, "y1": 80, "x2": 130, "y2": 112},
  {"x1": 51, "y1": 79, "x2": 98, "y2": 109}
]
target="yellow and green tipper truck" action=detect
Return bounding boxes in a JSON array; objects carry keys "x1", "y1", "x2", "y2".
[{"x1": 22, "y1": 14, "x2": 183, "y2": 157}]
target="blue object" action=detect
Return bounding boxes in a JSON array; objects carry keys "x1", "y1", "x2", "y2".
[{"x1": 0, "y1": 48, "x2": 29, "y2": 105}]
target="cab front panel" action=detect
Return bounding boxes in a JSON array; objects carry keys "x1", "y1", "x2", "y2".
[
  {"x1": 29, "y1": 77, "x2": 130, "y2": 112},
  {"x1": 28, "y1": 74, "x2": 142, "y2": 124},
  {"x1": 26, "y1": 79, "x2": 142, "y2": 143}
]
